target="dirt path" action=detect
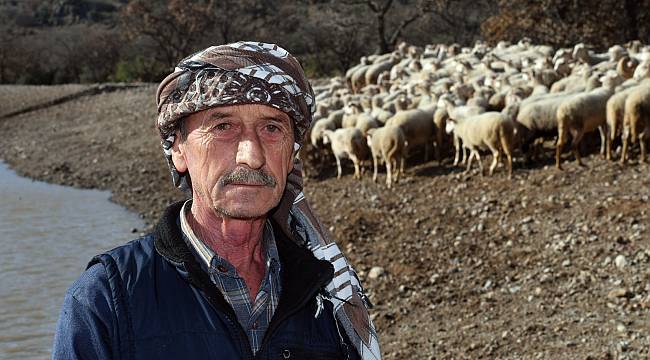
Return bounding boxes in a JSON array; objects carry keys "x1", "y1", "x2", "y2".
[{"x1": 1, "y1": 85, "x2": 649, "y2": 359}]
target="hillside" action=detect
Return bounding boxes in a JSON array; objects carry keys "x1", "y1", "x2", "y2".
[{"x1": 0, "y1": 85, "x2": 648, "y2": 358}]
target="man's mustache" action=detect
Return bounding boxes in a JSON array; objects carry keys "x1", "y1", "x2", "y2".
[{"x1": 218, "y1": 167, "x2": 277, "y2": 188}]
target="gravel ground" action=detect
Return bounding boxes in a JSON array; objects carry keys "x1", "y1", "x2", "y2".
[{"x1": 0, "y1": 85, "x2": 649, "y2": 359}]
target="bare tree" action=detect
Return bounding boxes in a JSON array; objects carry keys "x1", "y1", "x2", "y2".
[
  {"x1": 210, "y1": 0, "x2": 275, "y2": 44},
  {"x1": 335, "y1": 0, "x2": 431, "y2": 54},
  {"x1": 121, "y1": 0, "x2": 214, "y2": 68},
  {"x1": 481, "y1": 0, "x2": 649, "y2": 49}
]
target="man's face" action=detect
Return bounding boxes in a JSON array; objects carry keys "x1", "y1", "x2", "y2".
[{"x1": 172, "y1": 104, "x2": 295, "y2": 219}]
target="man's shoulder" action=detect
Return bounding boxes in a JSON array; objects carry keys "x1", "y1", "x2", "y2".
[
  {"x1": 97, "y1": 233, "x2": 158, "y2": 266},
  {"x1": 68, "y1": 234, "x2": 159, "y2": 300}
]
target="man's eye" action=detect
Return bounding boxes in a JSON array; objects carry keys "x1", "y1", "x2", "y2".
[
  {"x1": 214, "y1": 123, "x2": 231, "y2": 131},
  {"x1": 265, "y1": 124, "x2": 280, "y2": 133}
]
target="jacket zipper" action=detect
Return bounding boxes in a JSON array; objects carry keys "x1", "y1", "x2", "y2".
[
  {"x1": 256, "y1": 269, "x2": 331, "y2": 357},
  {"x1": 201, "y1": 291, "x2": 256, "y2": 360}
]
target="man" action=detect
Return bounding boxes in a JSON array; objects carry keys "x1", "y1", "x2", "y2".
[{"x1": 52, "y1": 42, "x2": 381, "y2": 360}]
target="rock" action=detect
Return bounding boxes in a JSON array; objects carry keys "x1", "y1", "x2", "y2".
[
  {"x1": 607, "y1": 288, "x2": 629, "y2": 299},
  {"x1": 615, "y1": 255, "x2": 628, "y2": 269},
  {"x1": 562, "y1": 259, "x2": 571, "y2": 267},
  {"x1": 368, "y1": 266, "x2": 385, "y2": 280},
  {"x1": 616, "y1": 323, "x2": 627, "y2": 333},
  {"x1": 483, "y1": 279, "x2": 493, "y2": 290}
]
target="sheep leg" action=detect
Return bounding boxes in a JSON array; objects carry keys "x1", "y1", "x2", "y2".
[
  {"x1": 386, "y1": 155, "x2": 393, "y2": 188},
  {"x1": 556, "y1": 126, "x2": 567, "y2": 170},
  {"x1": 399, "y1": 153, "x2": 405, "y2": 181},
  {"x1": 505, "y1": 148, "x2": 513, "y2": 179},
  {"x1": 464, "y1": 149, "x2": 475, "y2": 174},
  {"x1": 424, "y1": 143, "x2": 429, "y2": 162},
  {"x1": 570, "y1": 130, "x2": 586, "y2": 167},
  {"x1": 598, "y1": 126, "x2": 607, "y2": 158},
  {"x1": 390, "y1": 158, "x2": 400, "y2": 184},
  {"x1": 475, "y1": 151, "x2": 485, "y2": 176},
  {"x1": 606, "y1": 123, "x2": 614, "y2": 161},
  {"x1": 372, "y1": 154, "x2": 378, "y2": 183},
  {"x1": 640, "y1": 132, "x2": 647, "y2": 163},
  {"x1": 335, "y1": 156, "x2": 343, "y2": 179},
  {"x1": 453, "y1": 136, "x2": 461, "y2": 166},
  {"x1": 620, "y1": 126, "x2": 630, "y2": 165},
  {"x1": 489, "y1": 151, "x2": 500, "y2": 176},
  {"x1": 351, "y1": 155, "x2": 361, "y2": 179}
]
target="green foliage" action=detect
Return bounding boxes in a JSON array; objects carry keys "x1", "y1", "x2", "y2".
[
  {"x1": 112, "y1": 56, "x2": 167, "y2": 83},
  {"x1": 300, "y1": 54, "x2": 343, "y2": 79}
]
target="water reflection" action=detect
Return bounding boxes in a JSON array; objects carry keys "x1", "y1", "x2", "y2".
[{"x1": 0, "y1": 162, "x2": 145, "y2": 359}]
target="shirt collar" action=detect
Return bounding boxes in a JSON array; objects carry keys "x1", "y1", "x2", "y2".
[{"x1": 179, "y1": 199, "x2": 280, "y2": 271}]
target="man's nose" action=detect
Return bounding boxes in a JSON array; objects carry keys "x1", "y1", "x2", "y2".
[{"x1": 235, "y1": 131, "x2": 264, "y2": 169}]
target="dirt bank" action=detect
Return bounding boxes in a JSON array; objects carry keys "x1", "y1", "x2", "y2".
[{"x1": 1, "y1": 85, "x2": 649, "y2": 359}]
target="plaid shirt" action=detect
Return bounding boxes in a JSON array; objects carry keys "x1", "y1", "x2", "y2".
[{"x1": 179, "y1": 200, "x2": 282, "y2": 355}]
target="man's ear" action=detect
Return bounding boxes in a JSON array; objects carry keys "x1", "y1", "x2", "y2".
[{"x1": 171, "y1": 132, "x2": 188, "y2": 173}]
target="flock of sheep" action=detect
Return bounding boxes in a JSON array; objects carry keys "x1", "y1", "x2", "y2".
[{"x1": 308, "y1": 39, "x2": 650, "y2": 187}]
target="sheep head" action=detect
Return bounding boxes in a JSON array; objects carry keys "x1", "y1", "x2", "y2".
[
  {"x1": 322, "y1": 130, "x2": 333, "y2": 145},
  {"x1": 572, "y1": 43, "x2": 590, "y2": 63},
  {"x1": 445, "y1": 118, "x2": 457, "y2": 134},
  {"x1": 609, "y1": 45, "x2": 627, "y2": 62},
  {"x1": 617, "y1": 56, "x2": 639, "y2": 79}
]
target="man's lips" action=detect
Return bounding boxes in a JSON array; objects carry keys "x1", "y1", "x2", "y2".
[{"x1": 227, "y1": 182, "x2": 266, "y2": 187}]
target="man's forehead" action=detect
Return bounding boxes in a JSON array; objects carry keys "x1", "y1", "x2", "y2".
[
  {"x1": 202, "y1": 104, "x2": 291, "y2": 122},
  {"x1": 199, "y1": 104, "x2": 292, "y2": 123}
]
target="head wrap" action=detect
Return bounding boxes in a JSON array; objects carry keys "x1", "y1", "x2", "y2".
[
  {"x1": 155, "y1": 42, "x2": 381, "y2": 360},
  {"x1": 156, "y1": 41, "x2": 315, "y2": 187}
]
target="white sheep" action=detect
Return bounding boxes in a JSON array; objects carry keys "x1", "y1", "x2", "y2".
[
  {"x1": 310, "y1": 118, "x2": 338, "y2": 148},
  {"x1": 621, "y1": 84, "x2": 650, "y2": 164},
  {"x1": 385, "y1": 108, "x2": 437, "y2": 163},
  {"x1": 605, "y1": 82, "x2": 642, "y2": 160},
  {"x1": 341, "y1": 103, "x2": 360, "y2": 128},
  {"x1": 555, "y1": 74, "x2": 624, "y2": 169},
  {"x1": 355, "y1": 113, "x2": 379, "y2": 136},
  {"x1": 366, "y1": 54, "x2": 399, "y2": 86},
  {"x1": 445, "y1": 112, "x2": 515, "y2": 178},
  {"x1": 442, "y1": 98, "x2": 486, "y2": 166},
  {"x1": 616, "y1": 56, "x2": 639, "y2": 79},
  {"x1": 366, "y1": 126, "x2": 408, "y2": 188},
  {"x1": 509, "y1": 92, "x2": 579, "y2": 164},
  {"x1": 322, "y1": 128, "x2": 369, "y2": 179},
  {"x1": 370, "y1": 96, "x2": 394, "y2": 124}
]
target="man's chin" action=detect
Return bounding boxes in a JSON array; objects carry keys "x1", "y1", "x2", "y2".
[{"x1": 213, "y1": 206, "x2": 269, "y2": 220}]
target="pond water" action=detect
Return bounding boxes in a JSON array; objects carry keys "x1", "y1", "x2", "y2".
[{"x1": 0, "y1": 161, "x2": 145, "y2": 359}]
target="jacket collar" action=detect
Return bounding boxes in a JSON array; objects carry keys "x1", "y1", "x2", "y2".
[{"x1": 153, "y1": 200, "x2": 334, "y2": 317}]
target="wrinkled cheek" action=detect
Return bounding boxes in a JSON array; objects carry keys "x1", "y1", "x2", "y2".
[{"x1": 189, "y1": 143, "x2": 225, "y2": 199}]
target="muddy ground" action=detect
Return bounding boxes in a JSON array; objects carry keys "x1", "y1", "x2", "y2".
[{"x1": 1, "y1": 85, "x2": 649, "y2": 359}]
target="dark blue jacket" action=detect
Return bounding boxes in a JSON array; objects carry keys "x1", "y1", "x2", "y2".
[{"x1": 53, "y1": 201, "x2": 358, "y2": 359}]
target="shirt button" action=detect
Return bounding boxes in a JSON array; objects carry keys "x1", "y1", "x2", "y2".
[
  {"x1": 251, "y1": 322, "x2": 258, "y2": 330},
  {"x1": 282, "y1": 349, "x2": 291, "y2": 359},
  {"x1": 216, "y1": 265, "x2": 228, "y2": 273}
]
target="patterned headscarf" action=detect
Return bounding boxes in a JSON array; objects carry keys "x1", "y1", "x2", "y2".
[{"x1": 155, "y1": 42, "x2": 381, "y2": 360}]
